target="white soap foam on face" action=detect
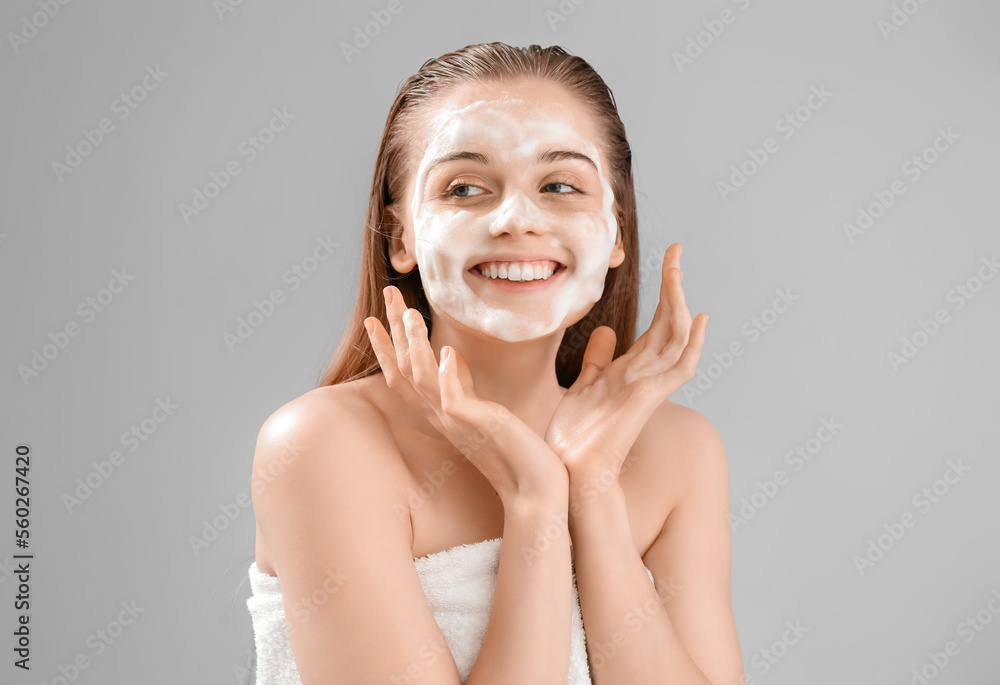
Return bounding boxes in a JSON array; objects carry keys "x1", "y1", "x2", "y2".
[{"x1": 407, "y1": 93, "x2": 619, "y2": 342}]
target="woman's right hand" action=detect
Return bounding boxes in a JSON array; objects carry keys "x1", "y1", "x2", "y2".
[{"x1": 364, "y1": 286, "x2": 568, "y2": 507}]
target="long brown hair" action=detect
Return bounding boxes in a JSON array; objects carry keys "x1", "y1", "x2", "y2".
[{"x1": 317, "y1": 42, "x2": 639, "y2": 389}]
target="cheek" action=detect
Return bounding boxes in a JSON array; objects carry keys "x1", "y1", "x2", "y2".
[
  {"x1": 413, "y1": 212, "x2": 478, "y2": 280},
  {"x1": 563, "y1": 210, "x2": 616, "y2": 261}
]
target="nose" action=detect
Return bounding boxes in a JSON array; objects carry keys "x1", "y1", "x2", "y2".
[{"x1": 488, "y1": 190, "x2": 548, "y2": 238}]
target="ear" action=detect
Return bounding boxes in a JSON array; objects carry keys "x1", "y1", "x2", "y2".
[{"x1": 385, "y1": 203, "x2": 417, "y2": 274}]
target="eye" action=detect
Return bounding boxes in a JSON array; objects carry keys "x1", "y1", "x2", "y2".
[
  {"x1": 449, "y1": 184, "x2": 484, "y2": 198},
  {"x1": 543, "y1": 181, "x2": 581, "y2": 194}
]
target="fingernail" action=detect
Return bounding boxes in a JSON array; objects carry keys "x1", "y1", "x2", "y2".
[
  {"x1": 383, "y1": 287, "x2": 393, "y2": 306},
  {"x1": 364, "y1": 319, "x2": 374, "y2": 336}
]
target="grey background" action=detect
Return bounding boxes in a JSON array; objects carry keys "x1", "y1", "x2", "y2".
[{"x1": 2, "y1": 0, "x2": 999, "y2": 683}]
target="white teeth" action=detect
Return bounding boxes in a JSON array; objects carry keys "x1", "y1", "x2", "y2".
[{"x1": 476, "y1": 261, "x2": 558, "y2": 282}]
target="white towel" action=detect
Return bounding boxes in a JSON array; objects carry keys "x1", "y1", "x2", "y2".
[{"x1": 247, "y1": 537, "x2": 655, "y2": 684}]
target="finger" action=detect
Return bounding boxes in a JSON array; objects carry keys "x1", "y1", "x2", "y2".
[
  {"x1": 661, "y1": 312, "x2": 708, "y2": 387},
  {"x1": 402, "y1": 308, "x2": 441, "y2": 402},
  {"x1": 661, "y1": 266, "x2": 693, "y2": 362},
  {"x1": 572, "y1": 326, "x2": 616, "y2": 390},
  {"x1": 619, "y1": 246, "x2": 679, "y2": 364},
  {"x1": 365, "y1": 317, "x2": 407, "y2": 393},
  {"x1": 451, "y1": 346, "x2": 477, "y2": 397},
  {"x1": 642, "y1": 244, "x2": 682, "y2": 355},
  {"x1": 383, "y1": 286, "x2": 412, "y2": 379},
  {"x1": 437, "y1": 346, "x2": 466, "y2": 417}
]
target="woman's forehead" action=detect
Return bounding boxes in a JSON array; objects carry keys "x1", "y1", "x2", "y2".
[
  {"x1": 416, "y1": 80, "x2": 604, "y2": 156},
  {"x1": 426, "y1": 99, "x2": 598, "y2": 157}
]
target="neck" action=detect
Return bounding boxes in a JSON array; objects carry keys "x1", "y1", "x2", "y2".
[{"x1": 428, "y1": 319, "x2": 568, "y2": 438}]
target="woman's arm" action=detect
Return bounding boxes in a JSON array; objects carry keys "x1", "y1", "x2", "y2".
[
  {"x1": 253, "y1": 387, "x2": 579, "y2": 684},
  {"x1": 467, "y1": 465, "x2": 574, "y2": 685},
  {"x1": 252, "y1": 390, "x2": 467, "y2": 684},
  {"x1": 568, "y1": 405, "x2": 744, "y2": 685}
]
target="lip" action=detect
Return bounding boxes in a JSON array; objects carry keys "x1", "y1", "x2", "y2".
[
  {"x1": 468, "y1": 262, "x2": 567, "y2": 293},
  {"x1": 468, "y1": 253, "x2": 567, "y2": 270}
]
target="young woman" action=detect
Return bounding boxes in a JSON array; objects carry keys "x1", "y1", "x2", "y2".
[{"x1": 246, "y1": 42, "x2": 744, "y2": 684}]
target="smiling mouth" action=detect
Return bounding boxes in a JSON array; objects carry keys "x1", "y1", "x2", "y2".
[{"x1": 469, "y1": 260, "x2": 566, "y2": 283}]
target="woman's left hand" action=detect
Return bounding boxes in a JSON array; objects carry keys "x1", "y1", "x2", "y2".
[{"x1": 544, "y1": 243, "x2": 708, "y2": 483}]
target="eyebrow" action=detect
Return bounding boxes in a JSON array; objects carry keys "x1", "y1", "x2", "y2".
[{"x1": 426, "y1": 148, "x2": 599, "y2": 175}]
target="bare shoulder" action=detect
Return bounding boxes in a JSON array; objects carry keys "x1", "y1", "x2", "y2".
[
  {"x1": 643, "y1": 400, "x2": 727, "y2": 478},
  {"x1": 251, "y1": 376, "x2": 410, "y2": 575},
  {"x1": 253, "y1": 376, "x2": 395, "y2": 469},
  {"x1": 627, "y1": 399, "x2": 729, "y2": 527}
]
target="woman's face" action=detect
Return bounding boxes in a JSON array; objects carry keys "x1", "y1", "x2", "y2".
[{"x1": 392, "y1": 77, "x2": 625, "y2": 342}]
